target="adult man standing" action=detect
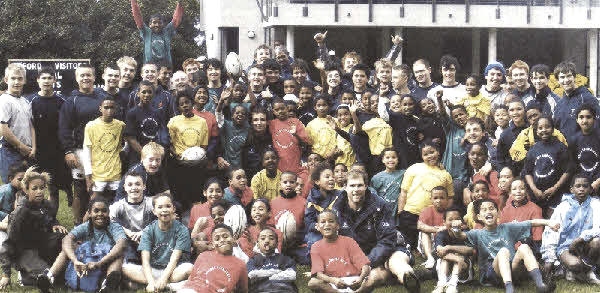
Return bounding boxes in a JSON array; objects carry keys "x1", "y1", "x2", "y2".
[
  {"x1": 481, "y1": 61, "x2": 510, "y2": 108},
  {"x1": 117, "y1": 55, "x2": 138, "y2": 112},
  {"x1": 510, "y1": 60, "x2": 535, "y2": 102},
  {"x1": 553, "y1": 61, "x2": 600, "y2": 138},
  {"x1": 59, "y1": 64, "x2": 105, "y2": 224},
  {"x1": 98, "y1": 63, "x2": 124, "y2": 119},
  {"x1": 412, "y1": 59, "x2": 439, "y2": 101},
  {"x1": 428, "y1": 55, "x2": 466, "y2": 112},
  {"x1": 332, "y1": 170, "x2": 420, "y2": 292},
  {"x1": 0, "y1": 64, "x2": 34, "y2": 183}
]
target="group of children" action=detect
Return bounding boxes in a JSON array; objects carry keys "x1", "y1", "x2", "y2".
[{"x1": 2, "y1": 27, "x2": 600, "y2": 293}]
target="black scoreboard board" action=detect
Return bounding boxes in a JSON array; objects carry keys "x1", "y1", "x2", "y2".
[{"x1": 7, "y1": 59, "x2": 91, "y2": 96}]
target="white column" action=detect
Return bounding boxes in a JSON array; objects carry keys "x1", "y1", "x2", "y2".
[
  {"x1": 472, "y1": 29, "x2": 481, "y2": 75},
  {"x1": 286, "y1": 26, "x2": 295, "y2": 58},
  {"x1": 589, "y1": 29, "x2": 598, "y2": 95},
  {"x1": 488, "y1": 28, "x2": 497, "y2": 64},
  {"x1": 393, "y1": 27, "x2": 403, "y2": 64},
  {"x1": 206, "y1": 29, "x2": 221, "y2": 59}
]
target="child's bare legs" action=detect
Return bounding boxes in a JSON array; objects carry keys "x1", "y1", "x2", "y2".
[
  {"x1": 307, "y1": 278, "x2": 338, "y2": 293},
  {"x1": 122, "y1": 264, "x2": 148, "y2": 284},
  {"x1": 436, "y1": 259, "x2": 450, "y2": 288},
  {"x1": 421, "y1": 232, "x2": 435, "y2": 267},
  {"x1": 510, "y1": 244, "x2": 549, "y2": 291},
  {"x1": 444, "y1": 253, "x2": 467, "y2": 292},
  {"x1": 48, "y1": 251, "x2": 69, "y2": 279},
  {"x1": 561, "y1": 238, "x2": 600, "y2": 273},
  {"x1": 493, "y1": 247, "x2": 513, "y2": 291}
]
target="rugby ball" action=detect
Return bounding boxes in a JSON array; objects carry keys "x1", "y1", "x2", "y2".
[
  {"x1": 224, "y1": 205, "x2": 247, "y2": 240},
  {"x1": 275, "y1": 211, "x2": 297, "y2": 249},
  {"x1": 225, "y1": 52, "x2": 242, "y2": 77},
  {"x1": 283, "y1": 94, "x2": 299, "y2": 104},
  {"x1": 180, "y1": 146, "x2": 207, "y2": 161}
]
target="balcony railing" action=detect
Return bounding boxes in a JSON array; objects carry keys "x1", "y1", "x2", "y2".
[{"x1": 285, "y1": 0, "x2": 599, "y2": 6}]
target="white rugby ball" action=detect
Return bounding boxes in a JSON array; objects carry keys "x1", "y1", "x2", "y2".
[
  {"x1": 224, "y1": 205, "x2": 247, "y2": 240},
  {"x1": 180, "y1": 146, "x2": 207, "y2": 161},
  {"x1": 225, "y1": 52, "x2": 242, "y2": 77},
  {"x1": 275, "y1": 211, "x2": 297, "y2": 249}
]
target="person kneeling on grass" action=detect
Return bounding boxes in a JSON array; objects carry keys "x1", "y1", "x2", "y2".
[
  {"x1": 308, "y1": 210, "x2": 371, "y2": 293},
  {"x1": 541, "y1": 174, "x2": 600, "y2": 284},
  {"x1": 449, "y1": 198, "x2": 559, "y2": 293},
  {"x1": 179, "y1": 224, "x2": 248, "y2": 293},
  {"x1": 122, "y1": 193, "x2": 193, "y2": 292},
  {"x1": 247, "y1": 227, "x2": 298, "y2": 293},
  {"x1": 0, "y1": 167, "x2": 68, "y2": 292}
]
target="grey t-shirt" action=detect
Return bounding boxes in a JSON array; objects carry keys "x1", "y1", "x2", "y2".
[
  {"x1": 109, "y1": 197, "x2": 155, "y2": 232},
  {"x1": 0, "y1": 93, "x2": 33, "y2": 147}
]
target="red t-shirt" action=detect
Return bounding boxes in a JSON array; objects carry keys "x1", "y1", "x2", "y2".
[
  {"x1": 189, "y1": 202, "x2": 211, "y2": 229},
  {"x1": 473, "y1": 171, "x2": 502, "y2": 208},
  {"x1": 182, "y1": 250, "x2": 248, "y2": 293},
  {"x1": 193, "y1": 110, "x2": 218, "y2": 137},
  {"x1": 268, "y1": 118, "x2": 310, "y2": 173},
  {"x1": 310, "y1": 236, "x2": 371, "y2": 277},
  {"x1": 271, "y1": 194, "x2": 307, "y2": 230},
  {"x1": 418, "y1": 206, "x2": 445, "y2": 228},
  {"x1": 499, "y1": 199, "x2": 543, "y2": 241},
  {"x1": 225, "y1": 186, "x2": 254, "y2": 208},
  {"x1": 237, "y1": 225, "x2": 283, "y2": 258}
]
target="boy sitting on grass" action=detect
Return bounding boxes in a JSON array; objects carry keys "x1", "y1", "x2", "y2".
[
  {"x1": 122, "y1": 193, "x2": 192, "y2": 292},
  {"x1": 417, "y1": 186, "x2": 450, "y2": 270},
  {"x1": 308, "y1": 210, "x2": 371, "y2": 293},
  {"x1": 541, "y1": 174, "x2": 600, "y2": 284},
  {"x1": 449, "y1": 198, "x2": 559, "y2": 293},
  {"x1": 0, "y1": 163, "x2": 26, "y2": 237},
  {"x1": 432, "y1": 207, "x2": 474, "y2": 293},
  {"x1": 247, "y1": 227, "x2": 298, "y2": 292}
]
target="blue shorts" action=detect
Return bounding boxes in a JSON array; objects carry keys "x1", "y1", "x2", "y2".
[{"x1": 481, "y1": 259, "x2": 504, "y2": 287}]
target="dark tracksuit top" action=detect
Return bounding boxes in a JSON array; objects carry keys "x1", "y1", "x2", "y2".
[
  {"x1": 569, "y1": 128, "x2": 600, "y2": 182},
  {"x1": 128, "y1": 84, "x2": 173, "y2": 119},
  {"x1": 496, "y1": 121, "x2": 527, "y2": 174},
  {"x1": 332, "y1": 190, "x2": 398, "y2": 268},
  {"x1": 58, "y1": 88, "x2": 107, "y2": 153},
  {"x1": 554, "y1": 86, "x2": 600, "y2": 139}
]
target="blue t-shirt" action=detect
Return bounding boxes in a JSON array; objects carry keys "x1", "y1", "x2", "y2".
[
  {"x1": 370, "y1": 170, "x2": 405, "y2": 213},
  {"x1": 0, "y1": 184, "x2": 16, "y2": 220},
  {"x1": 70, "y1": 221, "x2": 127, "y2": 246},
  {"x1": 140, "y1": 22, "x2": 176, "y2": 67},
  {"x1": 138, "y1": 220, "x2": 191, "y2": 269},
  {"x1": 466, "y1": 222, "x2": 531, "y2": 283},
  {"x1": 222, "y1": 120, "x2": 250, "y2": 168}
]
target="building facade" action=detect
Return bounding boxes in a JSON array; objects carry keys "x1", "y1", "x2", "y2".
[{"x1": 201, "y1": 0, "x2": 599, "y2": 93}]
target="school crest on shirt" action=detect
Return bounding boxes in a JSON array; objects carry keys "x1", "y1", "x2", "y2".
[
  {"x1": 534, "y1": 153, "x2": 556, "y2": 179},
  {"x1": 140, "y1": 117, "x2": 159, "y2": 140},
  {"x1": 203, "y1": 266, "x2": 232, "y2": 293},
  {"x1": 274, "y1": 127, "x2": 295, "y2": 149},
  {"x1": 578, "y1": 147, "x2": 599, "y2": 173},
  {"x1": 181, "y1": 127, "x2": 202, "y2": 147}
]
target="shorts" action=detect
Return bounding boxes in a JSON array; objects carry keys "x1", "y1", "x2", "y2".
[
  {"x1": 330, "y1": 276, "x2": 360, "y2": 292},
  {"x1": 436, "y1": 257, "x2": 474, "y2": 283},
  {"x1": 481, "y1": 259, "x2": 504, "y2": 287},
  {"x1": 71, "y1": 149, "x2": 85, "y2": 180},
  {"x1": 92, "y1": 180, "x2": 120, "y2": 192},
  {"x1": 122, "y1": 262, "x2": 194, "y2": 280}
]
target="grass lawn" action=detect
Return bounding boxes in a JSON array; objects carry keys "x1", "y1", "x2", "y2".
[{"x1": 4, "y1": 189, "x2": 600, "y2": 292}]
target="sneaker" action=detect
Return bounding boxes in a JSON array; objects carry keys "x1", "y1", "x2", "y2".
[
  {"x1": 586, "y1": 270, "x2": 600, "y2": 285},
  {"x1": 445, "y1": 285, "x2": 458, "y2": 293},
  {"x1": 403, "y1": 271, "x2": 421, "y2": 293},
  {"x1": 35, "y1": 274, "x2": 52, "y2": 293},
  {"x1": 98, "y1": 271, "x2": 122, "y2": 293},
  {"x1": 432, "y1": 284, "x2": 446, "y2": 293},
  {"x1": 424, "y1": 258, "x2": 436, "y2": 269},
  {"x1": 536, "y1": 281, "x2": 555, "y2": 293}
]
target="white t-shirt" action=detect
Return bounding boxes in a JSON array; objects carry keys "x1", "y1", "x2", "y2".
[{"x1": 0, "y1": 93, "x2": 33, "y2": 147}]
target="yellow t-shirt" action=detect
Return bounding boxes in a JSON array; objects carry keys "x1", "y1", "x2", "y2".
[
  {"x1": 167, "y1": 115, "x2": 209, "y2": 156},
  {"x1": 306, "y1": 117, "x2": 337, "y2": 159},
  {"x1": 401, "y1": 163, "x2": 454, "y2": 215},
  {"x1": 83, "y1": 118, "x2": 125, "y2": 182},
  {"x1": 362, "y1": 117, "x2": 393, "y2": 156},
  {"x1": 335, "y1": 124, "x2": 356, "y2": 168},
  {"x1": 456, "y1": 94, "x2": 491, "y2": 121},
  {"x1": 251, "y1": 169, "x2": 282, "y2": 201}
]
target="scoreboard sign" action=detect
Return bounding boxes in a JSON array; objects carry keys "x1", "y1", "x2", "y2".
[{"x1": 8, "y1": 59, "x2": 91, "y2": 96}]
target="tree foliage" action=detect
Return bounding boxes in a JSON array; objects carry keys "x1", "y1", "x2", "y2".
[{"x1": 0, "y1": 0, "x2": 204, "y2": 72}]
